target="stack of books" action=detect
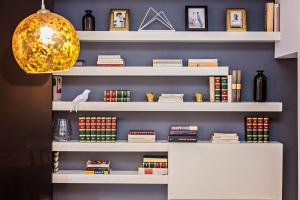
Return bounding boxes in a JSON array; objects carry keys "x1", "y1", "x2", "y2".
[
  {"x1": 265, "y1": 2, "x2": 280, "y2": 32},
  {"x1": 84, "y1": 160, "x2": 111, "y2": 175},
  {"x1": 168, "y1": 125, "x2": 198, "y2": 142},
  {"x1": 188, "y1": 59, "x2": 218, "y2": 67},
  {"x1": 97, "y1": 55, "x2": 125, "y2": 67},
  {"x1": 78, "y1": 116, "x2": 117, "y2": 143},
  {"x1": 158, "y1": 94, "x2": 184, "y2": 103},
  {"x1": 210, "y1": 133, "x2": 240, "y2": 144},
  {"x1": 231, "y1": 69, "x2": 242, "y2": 102},
  {"x1": 245, "y1": 117, "x2": 270, "y2": 143},
  {"x1": 153, "y1": 59, "x2": 183, "y2": 67},
  {"x1": 138, "y1": 155, "x2": 168, "y2": 175},
  {"x1": 104, "y1": 90, "x2": 131, "y2": 102},
  {"x1": 128, "y1": 130, "x2": 156, "y2": 143},
  {"x1": 209, "y1": 76, "x2": 230, "y2": 102}
]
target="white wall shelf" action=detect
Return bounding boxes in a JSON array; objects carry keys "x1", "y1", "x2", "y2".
[
  {"x1": 78, "y1": 31, "x2": 280, "y2": 43},
  {"x1": 52, "y1": 102, "x2": 283, "y2": 112},
  {"x1": 53, "y1": 170, "x2": 168, "y2": 184},
  {"x1": 52, "y1": 140, "x2": 169, "y2": 152},
  {"x1": 54, "y1": 67, "x2": 229, "y2": 77}
]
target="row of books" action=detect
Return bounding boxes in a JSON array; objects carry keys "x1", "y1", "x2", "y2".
[
  {"x1": 128, "y1": 130, "x2": 156, "y2": 143},
  {"x1": 209, "y1": 76, "x2": 229, "y2": 102},
  {"x1": 158, "y1": 93, "x2": 184, "y2": 103},
  {"x1": 168, "y1": 125, "x2": 198, "y2": 142},
  {"x1": 97, "y1": 55, "x2": 125, "y2": 67},
  {"x1": 265, "y1": 2, "x2": 280, "y2": 32},
  {"x1": 210, "y1": 133, "x2": 240, "y2": 144},
  {"x1": 245, "y1": 117, "x2": 270, "y2": 143},
  {"x1": 104, "y1": 90, "x2": 131, "y2": 102},
  {"x1": 153, "y1": 59, "x2": 219, "y2": 67},
  {"x1": 138, "y1": 155, "x2": 168, "y2": 175},
  {"x1": 84, "y1": 160, "x2": 111, "y2": 175},
  {"x1": 78, "y1": 117, "x2": 117, "y2": 143}
]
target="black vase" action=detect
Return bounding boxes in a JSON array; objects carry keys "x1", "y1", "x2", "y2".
[
  {"x1": 254, "y1": 70, "x2": 267, "y2": 102},
  {"x1": 82, "y1": 10, "x2": 95, "y2": 31}
]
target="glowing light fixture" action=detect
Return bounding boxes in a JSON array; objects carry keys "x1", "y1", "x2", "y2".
[{"x1": 12, "y1": 0, "x2": 80, "y2": 74}]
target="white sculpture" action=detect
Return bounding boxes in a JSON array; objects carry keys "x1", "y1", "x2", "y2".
[
  {"x1": 138, "y1": 7, "x2": 175, "y2": 31},
  {"x1": 70, "y1": 89, "x2": 91, "y2": 112}
]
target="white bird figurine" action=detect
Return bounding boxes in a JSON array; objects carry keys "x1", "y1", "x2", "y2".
[{"x1": 70, "y1": 89, "x2": 91, "y2": 112}]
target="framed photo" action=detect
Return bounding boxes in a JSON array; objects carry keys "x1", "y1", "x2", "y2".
[
  {"x1": 226, "y1": 8, "x2": 247, "y2": 32},
  {"x1": 109, "y1": 9, "x2": 129, "y2": 31},
  {"x1": 185, "y1": 6, "x2": 208, "y2": 31}
]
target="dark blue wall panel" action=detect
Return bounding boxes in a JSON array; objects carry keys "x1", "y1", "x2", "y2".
[{"x1": 53, "y1": 0, "x2": 298, "y2": 200}]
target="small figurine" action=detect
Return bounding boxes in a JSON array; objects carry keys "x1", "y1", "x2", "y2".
[
  {"x1": 146, "y1": 92, "x2": 156, "y2": 102},
  {"x1": 70, "y1": 89, "x2": 91, "y2": 112},
  {"x1": 194, "y1": 92, "x2": 204, "y2": 102}
]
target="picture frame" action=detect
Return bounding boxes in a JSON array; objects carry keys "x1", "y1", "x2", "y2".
[
  {"x1": 109, "y1": 9, "x2": 129, "y2": 31},
  {"x1": 185, "y1": 6, "x2": 208, "y2": 31},
  {"x1": 226, "y1": 8, "x2": 247, "y2": 32}
]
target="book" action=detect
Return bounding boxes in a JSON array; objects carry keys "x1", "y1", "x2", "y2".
[
  {"x1": 143, "y1": 155, "x2": 168, "y2": 163},
  {"x1": 138, "y1": 167, "x2": 168, "y2": 175},
  {"x1": 258, "y1": 118, "x2": 264, "y2": 143},
  {"x1": 252, "y1": 117, "x2": 258, "y2": 143},
  {"x1": 188, "y1": 59, "x2": 218, "y2": 67},
  {"x1": 90, "y1": 117, "x2": 97, "y2": 142},
  {"x1": 227, "y1": 75, "x2": 232, "y2": 103},
  {"x1": 168, "y1": 135, "x2": 197, "y2": 142},
  {"x1": 84, "y1": 169, "x2": 110, "y2": 175},
  {"x1": 263, "y1": 118, "x2": 270, "y2": 143},
  {"x1": 153, "y1": 59, "x2": 183, "y2": 64},
  {"x1": 98, "y1": 55, "x2": 121, "y2": 60},
  {"x1": 105, "y1": 117, "x2": 112, "y2": 142},
  {"x1": 214, "y1": 77, "x2": 221, "y2": 102},
  {"x1": 78, "y1": 117, "x2": 86, "y2": 142},
  {"x1": 221, "y1": 76, "x2": 228, "y2": 102},
  {"x1": 236, "y1": 70, "x2": 242, "y2": 102},
  {"x1": 274, "y1": 3, "x2": 280, "y2": 32},
  {"x1": 128, "y1": 135, "x2": 156, "y2": 143},
  {"x1": 169, "y1": 130, "x2": 197, "y2": 135},
  {"x1": 85, "y1": 117, "x2": 91, "y2": 142},
  {"x1": 111, "y1": 117, "x2": 117, "y2": 142},
  {"x1": 142, "y1": 162, "x2": 168, "y2": 168},
  {"x1": 245, "y1": 117, "x2": 253, "y2": 143},
  {"x1": 96, "y1": 117, "x2": 101, "y2": 142},
  {"x1": 104, "y1": 90, "x2": 131, "y2": 98},
  {"x1": 104, "y1": 97, "x2": 131, "y2": 102},
  {"x1": 265, "y1": 2, "x2": 274, "y2": 32},
  {"x1": 100, "y1": 117, "x2": 106, "y2": 142},
  {"x1": 209, "y1": 77, "x2": 215, "y2": 102},
  {"x1": 231, "y1": 70, "x2": 237, "y2": 102},
  {"x1": 170, "y1": 125, "x2": 198, "y2": 131}
]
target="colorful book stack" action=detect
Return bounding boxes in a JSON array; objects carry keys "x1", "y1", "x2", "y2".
[
  {"x1": 104, "y1": 90, "x2": 131, "y2": 102},
  {"x1": 84, "y1": 160, "x2": 111, "y2": 175},
  {"x1": 265, "y1": 2, "x2": 280, "y2": 32},
  {"x1": 97, "y1": 55, "x2": 125, "y2": 67},
  {"x1": 78, "y1": 116, "x2": 117, "y2": 143},
  {"x1": 128, "y1": 130, "x2": 156, "y2": 143},
  {"x1": 245, "y1": 117, "x2": 270, "y2": 143},
  {"x1": 231, "y1": 69, "x2": 242, "y2": 102},
  {"x1": 138, "y1": 155, "x2": 168, "y2": 175},
  {"x1": 168, "y1": 125, "x2": 198, "y2": 142},
  {"x1": 188, "y1": 59, "x2": 218, "y2": 67},
  {"x1": 158, "y1": 94, "x2": 184, "y2": 103},
  {"x1": 153, "y1": 59, "x2": 183, "y2": 67},
  {"x1": 210, "y1": 133, "x2": 240, "y2": 144},
  {"x1": 209, "y1": 76, "x2": 229, "y2": 102}
]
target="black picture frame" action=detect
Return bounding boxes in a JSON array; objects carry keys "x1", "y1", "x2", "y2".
[{"x1": 185, "y1": 6, "x2": 208, "y2": 31}]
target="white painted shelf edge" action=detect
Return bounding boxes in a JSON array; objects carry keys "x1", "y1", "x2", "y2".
[
  {"x1": 53, "y1": 66, "x2": 229, "y2": 76},
  {"x1": 52, "y1": 102, "x2": 283, "y2": 112},
  {"x1": 77, "y1": 31, "x2": 281, "y2": 43},
  {"x1": 53, "y1": 170, "x2": 168, "y2": 184},
  {"x1": 52, "y1": 140, "x2": 169, "y2": 152}
]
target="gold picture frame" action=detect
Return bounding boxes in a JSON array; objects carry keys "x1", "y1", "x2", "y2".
[
  {"x1": 109, "y1": 9, "x2": 129, "y2": 31},
  {"x1": 226, "y1": 8, "x2": 247, "y2": 32}
]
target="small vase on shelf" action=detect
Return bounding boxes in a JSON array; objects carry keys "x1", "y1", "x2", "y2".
[
  {"x1": 254, "y1": 70, "x2": 267, "y2": 102},
  {"x1": 82, "y1": 10, "x2": 95, "y2": 31}
]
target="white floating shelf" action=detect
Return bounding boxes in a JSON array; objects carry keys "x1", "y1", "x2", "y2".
[
  {"x1": 52, "y1": 102, "x2": 283, "y2": 112},
  {"x1": 78, "y1": 31, "x2": 280, "y2": 43},
  {"x1": 54, "y1": 67, "x2": 229, "y2": 77},
  {"x1": 53, "y1": 170, "x2": 168, "y2": 184},
  {"x1": 52, "y1": 140, "x2": 169, "y2": 152}
]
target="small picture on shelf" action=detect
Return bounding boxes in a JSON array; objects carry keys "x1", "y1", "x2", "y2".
[
  {"x1": 185, "y1": 6, "x2": 208, "y2": 31},
  {"x1": 109, "y1": 9, "x2": 129, "y2": 31},
  {"x1": 226, "y1": 8, "x2": 247, "y2": 32}
]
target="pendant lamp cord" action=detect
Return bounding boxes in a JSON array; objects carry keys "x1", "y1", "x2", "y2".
[{"x1": 41, "y1": 0, "x2": 45, "y2": 10}]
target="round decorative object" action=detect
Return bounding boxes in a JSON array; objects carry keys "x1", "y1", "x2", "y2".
[{"x1": 12, "y1": 9, "x2": 80, "y2": 74}]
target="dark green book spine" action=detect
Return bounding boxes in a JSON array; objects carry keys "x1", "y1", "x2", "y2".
[
  {"x1": 214, "y1": 77, "x2": 221, "y2": 102},
  {"x1": 263, "y1": 118, "x2": 270, "y2": 143},
  {"x1": 258, "y1": 118, "x2": 264, "y2": 143},
  {"x1": 78, "y1": 117, "x2": 86, "y2": 142},
  {"x1": 100, "y1": 117, "x2": 106, "y2": 142},
  {"x1": 252, "y1": 117, "x2": 258, "y2": 143},
  {"x1": 85, "y1": 117, "x2": 91, "y2": 142},
  {"x1": 96, "y1": 117, "x2": 101, "y2": 143}
]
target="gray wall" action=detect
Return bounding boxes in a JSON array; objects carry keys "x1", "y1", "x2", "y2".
[{"x1": 53, "y1": 0, "x2": 298, "y2": 200}]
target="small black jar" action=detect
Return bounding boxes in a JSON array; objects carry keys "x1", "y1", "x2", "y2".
[
  {"x1": 253, "y1": 70, "x2": 267, "y2": 102},
  {"x1": 82, "y1": 10, "x2": 95, "y2": 31}
]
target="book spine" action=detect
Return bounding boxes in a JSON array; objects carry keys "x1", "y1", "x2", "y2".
[
  {"x1": 265, "y1": 3, "x2": 274, "y2": 32},
  {"x1": 245, "y1": 117, "x2": 253, "y2": 143},
  {"x1": 105, "y1": 117, "x2": 112, "y2": 142},
  {"x1": 214, "y1": 77, "x2": 221, "y2": 102},
  {"x1": 227, "y1": 75, "x2": 232, "y2": 103},
  {"x1": 221, "y1": 76, "x2": 228, "y2": 102},
  {"x1": 138, "y1": 167, "x2": 168, "y2": 175},
  {"x1": 170, "y1": 126, "x2": 198, "y2": 131},
  {"x1": 85, "y1": 117, "x2": 91, "y2": 142},
  {"x1": 98, "y1": 55, "x2": 121, "y2": 59},
  {"x1": 231, "y1": 70, "x2": 237, "y2": 102},
  {"x1": 263, "y1": 118, "x2": 270, "y2": 143},
  {"x1": 209, "y1": 77, "x2": 215, "y2": 102},
  {"x1": 111, "y1": 117, "x2": 117, "y2": 142},
  {"x1": 101, "y1": 117, "x2": 106, "y2": 142},
  {"x1": 169, "y1": 130, "x2": 197, "y2": 135},
  {"x1": 236, "y1": 70, "x2": 242, "y2": 102},
  {"x1": 78, "y1": 117, "x2": 86, "y2": 142},
  {"x1": 258, "y1": 118, "x2": 264, "y2": 143},
  {"x1": 274, "y1": 4, "x2": 280, "y2": 32},
  {"x1": 143, "y1": 162, "x2": 168, "y2": 168},
  {"x1": 252, "y1": 117, "x2": 258, "y2": 143},
  {"x1": 168, "y1": 135, "x2": 197, "y2": 142},
  {"x1": 90, "y1": 117, "x2": 97, "y2": 143},
  {"x1": 96, "y1": 117, "x2": 101, "y2": 142}
]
